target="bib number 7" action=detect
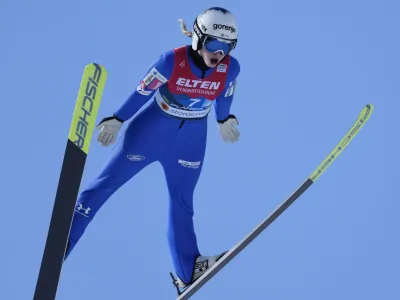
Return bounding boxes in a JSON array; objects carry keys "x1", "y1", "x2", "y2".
[{"x1": 188, "y1": 99, "x2": 201, "y2": 107}]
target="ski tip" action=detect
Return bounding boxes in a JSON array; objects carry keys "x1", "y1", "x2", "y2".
[
  {"x1": 365, "y1": 103, "x2": 374, "y2": 112},
  {"x1": 86, "y1": 62, "x2": 105, "y2": 67},
  {"x1": 360, "y1": 103, "x2": 374, "y2": 122}
]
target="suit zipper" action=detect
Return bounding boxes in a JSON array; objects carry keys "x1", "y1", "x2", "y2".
[{"x1": 179, "y1": 70, "x2": 206, "y2": 129}]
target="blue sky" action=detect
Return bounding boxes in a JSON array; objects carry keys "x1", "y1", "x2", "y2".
[{"x1": 2, "y1": 0, "x2": 399, "y2": 299}]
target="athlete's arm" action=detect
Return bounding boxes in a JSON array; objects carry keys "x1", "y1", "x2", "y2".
[
  {"x1": 214, "y1": 57, "x2": 240, "y2": 122},
  {"x1": 113, "y1": 50, "x2": 175, "y2": 121}
]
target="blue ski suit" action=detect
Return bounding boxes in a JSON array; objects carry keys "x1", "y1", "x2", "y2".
[{"x1": 66, "y1": 45, "x2": 240, "y2": 284}]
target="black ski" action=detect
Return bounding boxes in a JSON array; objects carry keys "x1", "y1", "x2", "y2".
[{"x1": 33, "y1": 63, "x2": 107, "y2": 300}]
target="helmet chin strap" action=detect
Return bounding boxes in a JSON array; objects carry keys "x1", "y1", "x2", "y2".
[{"x1": 189, "y1": 47, "x2": 211, "y2": 71}]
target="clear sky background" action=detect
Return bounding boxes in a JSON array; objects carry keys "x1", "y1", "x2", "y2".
[{"x1": 2, "y1": 0, "x2": 399, "y2": 299}]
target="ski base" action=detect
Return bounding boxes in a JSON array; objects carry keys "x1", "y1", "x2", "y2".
[{"x1": 33, "y1": 63, "x2": 107, "y2": 300}]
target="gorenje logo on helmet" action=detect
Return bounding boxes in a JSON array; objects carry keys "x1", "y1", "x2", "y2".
[{"x1": 213, "y1": 24, "x2": 236, "y2": 33}]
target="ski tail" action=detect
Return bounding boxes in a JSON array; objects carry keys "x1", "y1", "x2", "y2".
[
  {"x1": 68, "y1": 63, "x2": 107, "y2": 154},
  {"x1": 33, "y1": 63, "x2": 107, "y2": 300}
]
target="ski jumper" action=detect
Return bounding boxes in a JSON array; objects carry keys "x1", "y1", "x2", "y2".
[{"x1": 65, "y1": 45, "x2": 240, "y2": 284}]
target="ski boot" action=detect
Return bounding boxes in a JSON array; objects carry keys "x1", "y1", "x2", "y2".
[{"x1": 170, "y1": 252, "x2": 227, "y2": 295}]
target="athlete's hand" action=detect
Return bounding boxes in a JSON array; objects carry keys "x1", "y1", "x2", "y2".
[
  {"x1": 96, "y1": 116, "x2": 123, "y2": 147},
  {"x1": 218, "y1": 115, "x2": 240, "y2": 143}
]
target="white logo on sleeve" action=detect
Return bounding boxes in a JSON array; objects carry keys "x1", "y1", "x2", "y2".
[
  {"x1": 224, "y1": 80, "x2": 236, "y2": 97},
  {"x1": 137, "y1": 67, "x2": 168, "y2": 94}
]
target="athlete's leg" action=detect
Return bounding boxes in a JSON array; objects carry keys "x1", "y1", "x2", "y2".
[
  {"x1": 65, "y1": 140, "x2": 153, "y2": 259},
  {"x1": 161, "y1": 120, "x2": 208, "y2": 284},
  {"x1": 65, "y1": 106, "x2": 162, "y2": 259}
]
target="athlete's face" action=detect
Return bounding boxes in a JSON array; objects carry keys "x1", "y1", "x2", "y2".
[{"x1": 198, "y1": 48, "x2": 224, "y2": 68}]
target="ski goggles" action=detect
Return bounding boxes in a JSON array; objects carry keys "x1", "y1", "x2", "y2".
[{"x1": 203, "y1": 37, "x2": 235, "y2": 56}]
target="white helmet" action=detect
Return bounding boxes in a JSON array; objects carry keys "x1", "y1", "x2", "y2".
[{"x1": 192, "y1": 7, "x2": 238, "y2": 55}]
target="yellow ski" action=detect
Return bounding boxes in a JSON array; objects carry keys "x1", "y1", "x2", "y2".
[
  {"x1": 173, "y1": 104, "x2": 374, "y2": 299},
  {"x1": 34, "y1": 63, "x2": 107, "y2": 300}
]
